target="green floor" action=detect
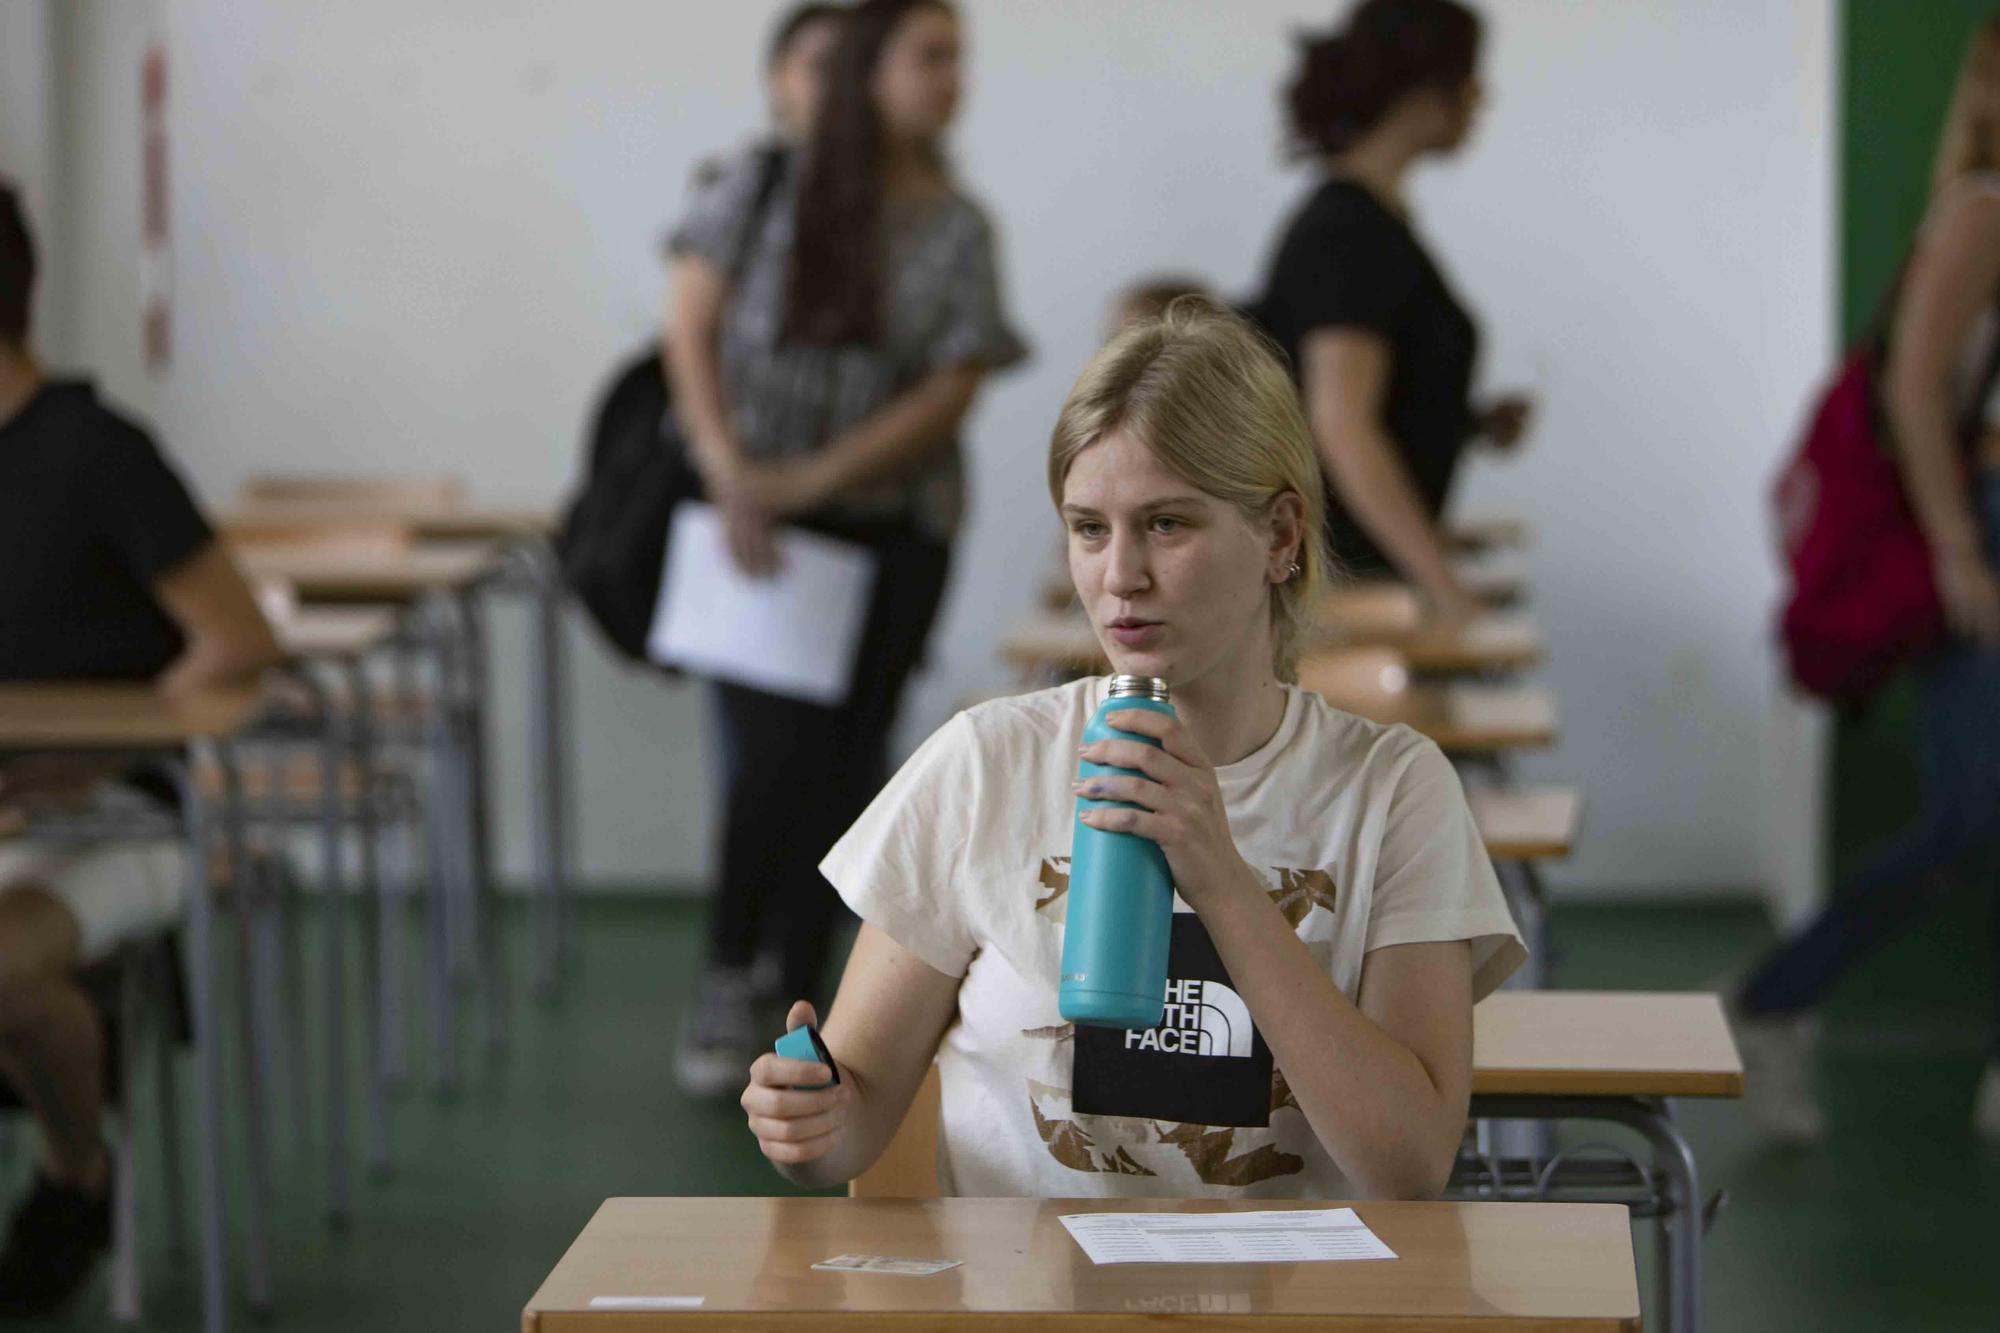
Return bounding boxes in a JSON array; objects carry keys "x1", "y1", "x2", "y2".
[{"x1": 14, "y1": 894, "x2": 1999, "y2": 1331}]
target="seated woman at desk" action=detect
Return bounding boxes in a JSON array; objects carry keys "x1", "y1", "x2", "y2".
[
  {"x1": 0, "y1": 181, "x2": 279, "y2": 1315},
  {"x1": 741, "y1": 299, "x2": 1522, "y2": 1199}
]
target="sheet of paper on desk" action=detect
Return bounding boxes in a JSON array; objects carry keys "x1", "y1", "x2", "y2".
[
  {"x1": 647, "y1": 502, "x2": 876, "y2": 706},
  {"x1": 1058, "y1": 1209, "x2": 1397, "y2": 1265}
]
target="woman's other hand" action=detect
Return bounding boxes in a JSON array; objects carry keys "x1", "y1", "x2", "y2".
[
  {"x1": 742, "y1": 1001, "x2": 853, "y2": 1167},
  {"x1": 1936, "y1": 546, "x2": 2000, "y2": 647},
  {"x1": 1476, "y1": 394, "x2": 1534, "y2": 451}
]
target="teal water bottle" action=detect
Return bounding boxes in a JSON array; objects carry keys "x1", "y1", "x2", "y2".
[{"x1": 1060, "y1": 675, "x2": 1175, "y2": 1029}]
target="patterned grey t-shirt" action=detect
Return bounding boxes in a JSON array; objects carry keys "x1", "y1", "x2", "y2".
[{"x1": 668, "y1": 144, "x2": 1028, "y2": 540}]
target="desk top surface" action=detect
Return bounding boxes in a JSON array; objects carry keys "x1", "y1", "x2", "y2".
[
  {"x1": 224, "y1": 498, "x2": 556, "y2": 539},
  {"x1": 1002, "y1": 612, "x2": 1542, "y2": 677},
  {"x1": 523, "y1": 1196, "x2": 1638, "y2": 1332},
  {"x1": 275, "y1": 607, "x2": 401, "y2": 660},
  {"x1": 0, "y1": 684, "x2": 263, "y2": 748},
  {"x1": 234, "y1": 541, "x2": 500, "y2": 600},
  {"x1": 1472, "y1": 991, "x2": 1742, "y2": 1098}
]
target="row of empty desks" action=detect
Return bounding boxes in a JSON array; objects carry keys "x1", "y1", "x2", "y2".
[
  {"x1": 1001, "y1": 608, "x2": 1545, "y2": 678},
  {"x1": 230, "y1": 525, "x2": 574, "y2": 1000}
]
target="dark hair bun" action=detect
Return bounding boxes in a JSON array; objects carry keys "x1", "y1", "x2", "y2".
[{"x1": 1287, "y1": 0, "x2": 1482, "y2": 156}]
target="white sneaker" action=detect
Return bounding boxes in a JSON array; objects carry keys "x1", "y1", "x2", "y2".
[
  {"x1": 674, "y1": 967, "x2": 758, "y2": 1099},
  {"x1": 1729, "y1": 1007, "x2": 1826, "y2": 1143},
  {"x1": 1974, "y1": 1063, "x2": 2000, "y2": 1138}
]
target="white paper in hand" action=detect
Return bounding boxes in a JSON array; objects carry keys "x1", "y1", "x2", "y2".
[{"x1": 647, "y1": 502, "x2": 876, "y2": 705}]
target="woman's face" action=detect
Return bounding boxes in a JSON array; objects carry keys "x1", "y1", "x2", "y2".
[
  {"x1": 872, "y1": 6, "x2": 962, "y2": 147},
  {"x1": 769, "y1": 16, "x2": 842, "y2": 145},
  {"x1": 1061, "y1": 429, "x2": 1289, "y2": 690}
]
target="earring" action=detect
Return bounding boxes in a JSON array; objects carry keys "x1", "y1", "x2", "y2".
[{"x1": 1284, "y1": 561, "x2": 1302, "y2": 581}]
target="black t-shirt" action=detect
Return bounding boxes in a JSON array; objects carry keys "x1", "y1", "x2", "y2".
[
  {"x1": 0, "y1": 381, "x2": 214, "y2": 681},
  {"x1": 1249, "y1": 179, "x2": 1479, "y2": 576}
]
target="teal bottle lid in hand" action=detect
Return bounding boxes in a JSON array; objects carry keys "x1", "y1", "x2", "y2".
[{"x1": 773, "y1": 1024, "x2": 839, "y2": 1091}]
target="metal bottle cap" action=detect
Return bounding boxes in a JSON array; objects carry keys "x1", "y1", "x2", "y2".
[{"x1": 1107, "y1": 675, "x2": 1170, "y2": 702}]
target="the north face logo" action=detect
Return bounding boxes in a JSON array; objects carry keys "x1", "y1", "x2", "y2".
[{"x1": 1121, "y1": 978, "x2": 1254, "y2": 1057}]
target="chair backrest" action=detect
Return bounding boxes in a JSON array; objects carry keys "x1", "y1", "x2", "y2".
[
  {"x1": 849, "y1": 1064, "x2": 942, "y2": 1198},
  {"x1": 240, "y1": 473, "x2": 464, "y2": 508}
]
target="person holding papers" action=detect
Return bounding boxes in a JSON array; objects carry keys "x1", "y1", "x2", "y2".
[
  {"x1": 662, "y1": 0, "x2": 1026, "y2": 1094},
  {"x1": 740, "y1": 300, "x2": 1522, "y2": 1200}
]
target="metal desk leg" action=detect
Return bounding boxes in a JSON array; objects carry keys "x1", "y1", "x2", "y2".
[
  {"x1": 526, "y1": 542, "x2": 569, "y2": 1000},
  {"x1": 1467, "y1": 1093, "x2": 1705, "y2": 1333},
  {"x1": 303, "y1": 677, "x2": 351, "y2": 1227},
  {"x1": 416, "y1": 610, "x2": 460, "y2": 1096},
  {"x1": 455, "y1": 588, "x2": 507, "y2": 1058},
  {"x1": 165, "y1": 758, "x2": 227, "y2": 1333},
  {"x1": 218, "y1": 743, "x2": 274, "y2": 1313},
  {"x1": 1632, "y1": 1098, "x2": 1703, "y2": 1333},
  {"x1": 1490, "y1": 860, "x2": 1554, "y2": 1164},
  {"x1": 343, "y1": 661, "x2": 392, "y2": 1178}
]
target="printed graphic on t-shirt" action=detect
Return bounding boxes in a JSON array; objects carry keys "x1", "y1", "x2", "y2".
[
  {"x1": 1073, "y1": 913, "x2": 1274, "y2": 1126},
  {"x1": 1021, "y1": 854, "x2": 1338, "y2": 1187}
]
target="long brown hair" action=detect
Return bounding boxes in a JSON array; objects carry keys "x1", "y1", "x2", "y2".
[{"x1": 784, "y1": 0, "x2": 952, "y2": 348}]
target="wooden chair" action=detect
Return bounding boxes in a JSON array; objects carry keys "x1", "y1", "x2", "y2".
[{"x1": 850, "y1": 1064, "x2": 942, "y2": 1198}]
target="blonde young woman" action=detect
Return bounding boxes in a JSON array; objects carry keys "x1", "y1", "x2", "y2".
[
  {"x1": 739, "y1": 301, "x2": 1521, "y2": 1199},
  {"x1": 1736, "y1": 20, "x2": 2000, "y2": 1141}
]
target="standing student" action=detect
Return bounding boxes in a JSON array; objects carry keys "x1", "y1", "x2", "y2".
[
  {"x1": 1736, "y1": 21, "x2": 2000, "y2": 1142},
  {"x1": 1247, "y1": 0, "x2": 1530, "y2": 623},
  {"x1": 663, "y1": 0, "x2": 1026, "y2": 1095},
  {"x1": 739, "y1": 300, "x2": 1522, "y2": 1199},
  {"x1": 0, "y1": 182, "x2": 280, "y2": 1315}
]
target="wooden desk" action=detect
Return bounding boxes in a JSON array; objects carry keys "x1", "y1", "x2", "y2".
[
  {"x1": 275, "y1": 606, "x2": 400, "y2": 660},
  {"x1": 524, "y1": 1196, "x2": 1639, "y2": 1332},
  {"x1": 0, "y1": 683, "x2": 261, "y2": 750},
  {"x1": 223, "y1": 498, "x2": 556, "y2": 541},
  {"x1": 1001, "y1": 611, "x2": 1543, "y2": 678},
  {"x1": 1467, "y1": 788, "x2": 1582, "y2": 863},
  {"x1": 1461, "y1": 992, "x2": 1739, "y2": 1333},
  {"x1": 1341, "y1": 684, "x2": 1557, "y2": 753},
  {"x1": 1039, "y1": 555, "x2": 1529, "y2": 615},
  {"x1": 1445, "y1": 511, "x2": 1531, "y2": 553},
  {"x1": 233, "y1": 541, "x2": 501, "y2": 604},
  {"x1": 1470, "y1": 991, "x2": 1741, "y2": 1100}
]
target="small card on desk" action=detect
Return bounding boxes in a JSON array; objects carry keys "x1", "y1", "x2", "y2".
[{"x1": 812, "y1": 1254, "x2": 962, "y2": 1276}]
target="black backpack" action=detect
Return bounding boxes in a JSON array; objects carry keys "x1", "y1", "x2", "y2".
[{"x1": 557, "y1": 147, "x2": 786, "y2": 667}]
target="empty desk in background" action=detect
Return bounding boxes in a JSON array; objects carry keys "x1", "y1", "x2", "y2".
[
  {"x1": 1445, "y1": 510, "x2": 1532, "y2": 554},
  {"x1": 236, "y1": 527, "x2": 573, "y2": 999},
  {"x1": 522, "y1": 1196, "x2": 1640, "y2": 1332},
  {"x1": 1459, "y1": 991, "x2": 1743, "y2": 1333},
  {"x1": 0, "y1": 684, "x2": 266, "y2": 1333},
  {"x1": 1000, "y1": 610, "x2": 1544, "y2": 680}
]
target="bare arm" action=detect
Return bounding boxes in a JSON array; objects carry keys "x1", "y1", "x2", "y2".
[
  {"x1": 1303, "y1": 329, "x2": 1471, "y2": 620},
  {"x1": 662, "y1": 257, "x2": 745, "y2": 484},
  {"x1": 154, "y1": 540, "x2": 283, "y2": 696},
  {"x1": 1883, "y1": 188, "x2": 2000, "y2": 643},
  {"x1": 1200, "y1": 895, "x2": 1472, "y2": 1199},
  {"x1": 741, "y1": 922, "x2": 960, "y2": 1189}
]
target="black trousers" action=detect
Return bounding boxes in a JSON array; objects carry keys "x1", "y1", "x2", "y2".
[{"x1": 704, "y1": 523, "x2": 951, "y2": 1006}]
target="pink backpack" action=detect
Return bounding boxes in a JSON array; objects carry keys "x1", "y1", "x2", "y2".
[{"x1": 1771, "y1": 348, "x2": 1943, "y2": 701}]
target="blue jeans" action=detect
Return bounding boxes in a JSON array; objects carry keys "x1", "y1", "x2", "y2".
[{"x1": 1742, "y1": 471, "x2": 2000, "y2": 1053}]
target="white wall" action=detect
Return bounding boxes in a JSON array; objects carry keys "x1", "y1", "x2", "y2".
[{"x1": 46, "y1": 0, "x2": 1833, "y2": 895}]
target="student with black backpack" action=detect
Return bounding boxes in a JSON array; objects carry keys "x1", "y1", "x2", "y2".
[{"x1": 660, "y1": 0, "x2": 1025, "y2": 1095}]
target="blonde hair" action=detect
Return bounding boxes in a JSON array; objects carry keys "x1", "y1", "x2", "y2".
[
  {"x1": 1934, "y1": 19, "x2": 2000, "y2": 196},
  {"x1": 1048, "y1": 296, "x2": 1331, "y2": 682}
]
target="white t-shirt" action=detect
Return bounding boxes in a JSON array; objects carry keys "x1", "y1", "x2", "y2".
[{"x1": 820, "y1": 676, "x2": 1525, "y2": 1200}]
